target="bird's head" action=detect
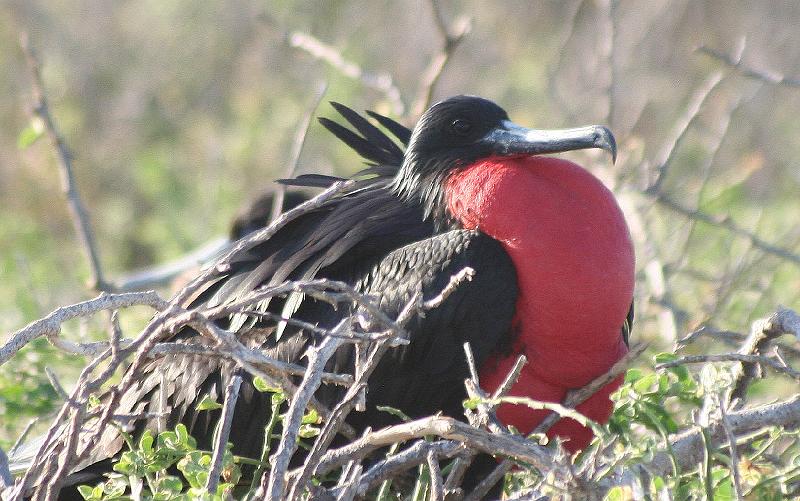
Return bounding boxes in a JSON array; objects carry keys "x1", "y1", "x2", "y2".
[{"x1": 392, "y1": 95, "x2": 616, "y2": 225}]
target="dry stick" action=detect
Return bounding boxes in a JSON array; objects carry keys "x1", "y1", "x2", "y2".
[
  {"x1": 271, "y1": 81, "x2": 328, "y2": 223},
  {"x1": 729, "y1": 307, "x2": 800, "y2": 406},
  {"x1": 330, "y1": 441, "x2": 462, "y2": 498},
  {"x1": 656, "y1": 353, "x2": 800, "y2": 381},
  {"x1": 113, "y1": 237, "x2": 230, "y2": 292},
  {"x1": 600, "y1": 0, "x2": 618, "y2": 129},
  {"x1": 0, "y1": 291, "x2": 167, "y2": 366},
  {"x1": 288, "y1": 31, "x2": 406, "y2": 116},
  {"x1": 26, "y1": 342, "x2": 117, "y2": 500},
  {"x1": 646, "y1": 70, "x2": 725, "y2": 194},
  {"x1": 148, "y1": 341, "x2": 353, "y2": 386},
  {"x1": 427, "y1": 449, "x2": 444, "y2": 501},
  {"x1": 9, "y1": 419, "x2": 39, "y2": 456},
  {"x1": 263, "y1": 319, "x2": 352, "y2": 499},
  {"x1": 649, "y1": 192, "x2": 800, "y2": 267},
  {"x1": 409, "y1": 0, "x2": 471, "y2": 119},
  {"x1": 698, "y1": 45, "x2": 800, "y2": 87},
  {"x1": 205, "y1": 372, "x2": 243, "y2": 495},
  {"x1": 288, "y1": 383, "x2": 368, "y2": 499},
  {"x1": 312, "y1": 416, "x2": 558, "y2": 481},
  {"x1": 19, "y1": 33, "x2": 108, "y2": 292},
  {"x1": 720, "y1": 402, "x2": 743, "y2": 501},
  {"x1": 366, "y1": 443, "x2": 458, "y2": 497},
  {"x1": 0, "y1": 446, "x2": 12, "y2": 489}
]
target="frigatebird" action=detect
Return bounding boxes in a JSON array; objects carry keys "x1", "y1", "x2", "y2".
[{"x1": 25, "y1": 96, "x2": 635, "y2": 497}]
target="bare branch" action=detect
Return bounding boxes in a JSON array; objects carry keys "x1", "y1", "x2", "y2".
[
  {"x1": 206, "y1": 372, "x2": 243, "y2": 494},
  {"x1": 112, "y1": 238, "x2": 230, "y2": 292},
  {"x1": 628, "y1": 395, "x2": 800, "y2": 483},
  {"x1": 656, "y1": 352, "x2": 800, "y2": 381},
  {"x1": 0, "y1": 446, "x2": 12, "y2": 490},
  {"x1": 409, "y1": 1, "x2": 472, "y2": 118},
  {"x1": 427, "y1": 449, "x2": 444, "y2": 501},
  {"x1": 271, "y1": 82, "x2": 328, "y2": 223},
  {"x1": 649, "y1": 192, "x2": 800, "y2": 266},
  {"x1": 264, "y1": 320, "x2": 351, "y2": 499},
  {"x1": 288, "y1": 32, "x2": 405, "y2": 116},
  {"x1": 19, "y1": 33, "x2": 108, "y2": 292},
  {"x1": 1, "y1": 291, "x2": 167, "y2": 366},
  {"x1": 646, "y1": 71, "x2": 726, "y2": 193},
  {"x1": 699, "y1": 45, "x2": 800, "y2": 87},
  {"x1": 311, "y1": 416, "x2": 559, "y2": 480}
]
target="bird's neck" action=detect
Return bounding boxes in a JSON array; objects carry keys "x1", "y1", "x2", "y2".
[{"x1": 444, "y1": 156, "x2": 634, "y2": 442}]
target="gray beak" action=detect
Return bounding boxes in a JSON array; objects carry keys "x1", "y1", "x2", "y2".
[{"x1": 481, "y1": 120, "x2": 617, "y2": 163}]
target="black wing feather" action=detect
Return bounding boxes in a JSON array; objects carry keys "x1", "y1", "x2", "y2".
[
  {"x1": 366, "y1": 110, "x2": 412, "y2": 145},
  {"x1": 330, "y1": 102, "x2": 405, "y2": 162},
  {"x1": 318, "y1": 117, "x2": 391, "y2": 165}
]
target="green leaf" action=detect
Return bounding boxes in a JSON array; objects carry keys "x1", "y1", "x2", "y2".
[
  {"x1": 603, "y1": 486, "x2": 629, "y2": 501},
  {"x1": 301, "y1": 408, "x2": 321, "y2": 424},
  {"x1": 139, "y1": 430, "x2": 154, "y2": 452},
  {"x1": 624, "y1": 368, "x2": 643, "y2": 383},
  {"x1": 17, "y1": 118, "x2": 45, "y2": 149},
  {"x1": 196, "y1": 395, "x2": 223, "y2": 411},
  {"x1": 632, "y1": 373, "x2": 658, "y2": 394},
  {"x1": 77, "y1": 485, "x2": 95, "y2": 500},
  {"x1": 654, "y1": 352, "x2": 678, "y2": 364},
  {"x1": 298, "y1": 423, "x2": 320, "y2": 439},
  {"x1": 253, "y1": 376, "x2": 282, "y2": 395},
  {"x1": 462, "y1": 398, "x2": 481, "y2": 410}
]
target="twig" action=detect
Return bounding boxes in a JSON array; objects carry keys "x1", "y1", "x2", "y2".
[
  {"x1": 646, "y1": 70, "x2": 725, "y2": 193},
  {"x1": 311, "y1": 416, "x2": 559, "y2": 480},
  {"x1": 288, "y1": 32, "x2": 405, "y2": 116},
  {"x1": 0, "y1": 446, "x2": 12, "y2": 489},
  {"x1": 9, "y1": 418, "x2": 39, "y2": 456},
  {"x1": 720, "y1": 403, "x2": 743, "y2": 501},
  {"x1": 427, "y1": 449, "x2": 444, "y2": 501},
  {"x1": 329, "y1": 441, "x2": 462, "y2": 498},
  {"x1": 656, "y1": 353, "x2": 800, "y2": 381},
  {"x1": 463, "y1": 463, "x2": 510, "y2": 501},
  {"x1": 649, "y1": 192, "x2": 800, "y2": 266},
  {"x1": 264, "y1": 320, "x2": 351, "y2": 499},
  {"x1": 1, "y1": 291, "x2": 168, "y2": 366},
  {"x1": 409, "y1": 1, "x2": 471, "y2": 118},
  {"x1": 271, "y1": 82, "x2": 328, "y2": 223},
  {"x1": 423, "y1": 267, "x2": 474, "y2": 310},
  {"x1": 19, "y1": 33, "x2": 108, "y2": 291},
  {"x1": 205, "y1": 372, "x2": 243, "y2": 494},
  {"x1": 112, "y1": 237, "x2": 230, "y2": 292},
  {"x1": 534, "y1": 343, "x2": 647, "y2": 435},
  {"x1": 698, "y1": 45, "x2": 800, "y2": 87},
  {"x1": 728, "y1": 308, "x2": 800, "y2": 406},
  {"x1": 44, "y1": 367, "x2": 69, "y2": 401}
]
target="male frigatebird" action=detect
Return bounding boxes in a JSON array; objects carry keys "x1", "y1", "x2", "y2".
[{"x1": 25, "y1": 96, "x2": 635, "y2": 496}]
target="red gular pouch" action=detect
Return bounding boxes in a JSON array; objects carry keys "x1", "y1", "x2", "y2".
[{"x1": 445, "y1": 156, "x2": 634, "y2": 450}]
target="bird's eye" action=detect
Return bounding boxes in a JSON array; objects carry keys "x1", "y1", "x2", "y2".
[{"x1": 451, "y1": 119, "x2": 472, "y2": 136}]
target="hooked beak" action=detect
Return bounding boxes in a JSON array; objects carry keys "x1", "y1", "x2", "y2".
[{"x1": 481, "y1": 120, "x2": 617, "y2": 163}]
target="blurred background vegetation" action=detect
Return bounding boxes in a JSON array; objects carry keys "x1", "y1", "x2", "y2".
[{"x1": 2, "y1": 0, "x2": 800, "y2": 452}]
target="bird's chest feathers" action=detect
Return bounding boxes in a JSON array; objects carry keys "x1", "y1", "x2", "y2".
[{"x1": 445, "y1": 157, "x2": 634, "y2": 387}]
